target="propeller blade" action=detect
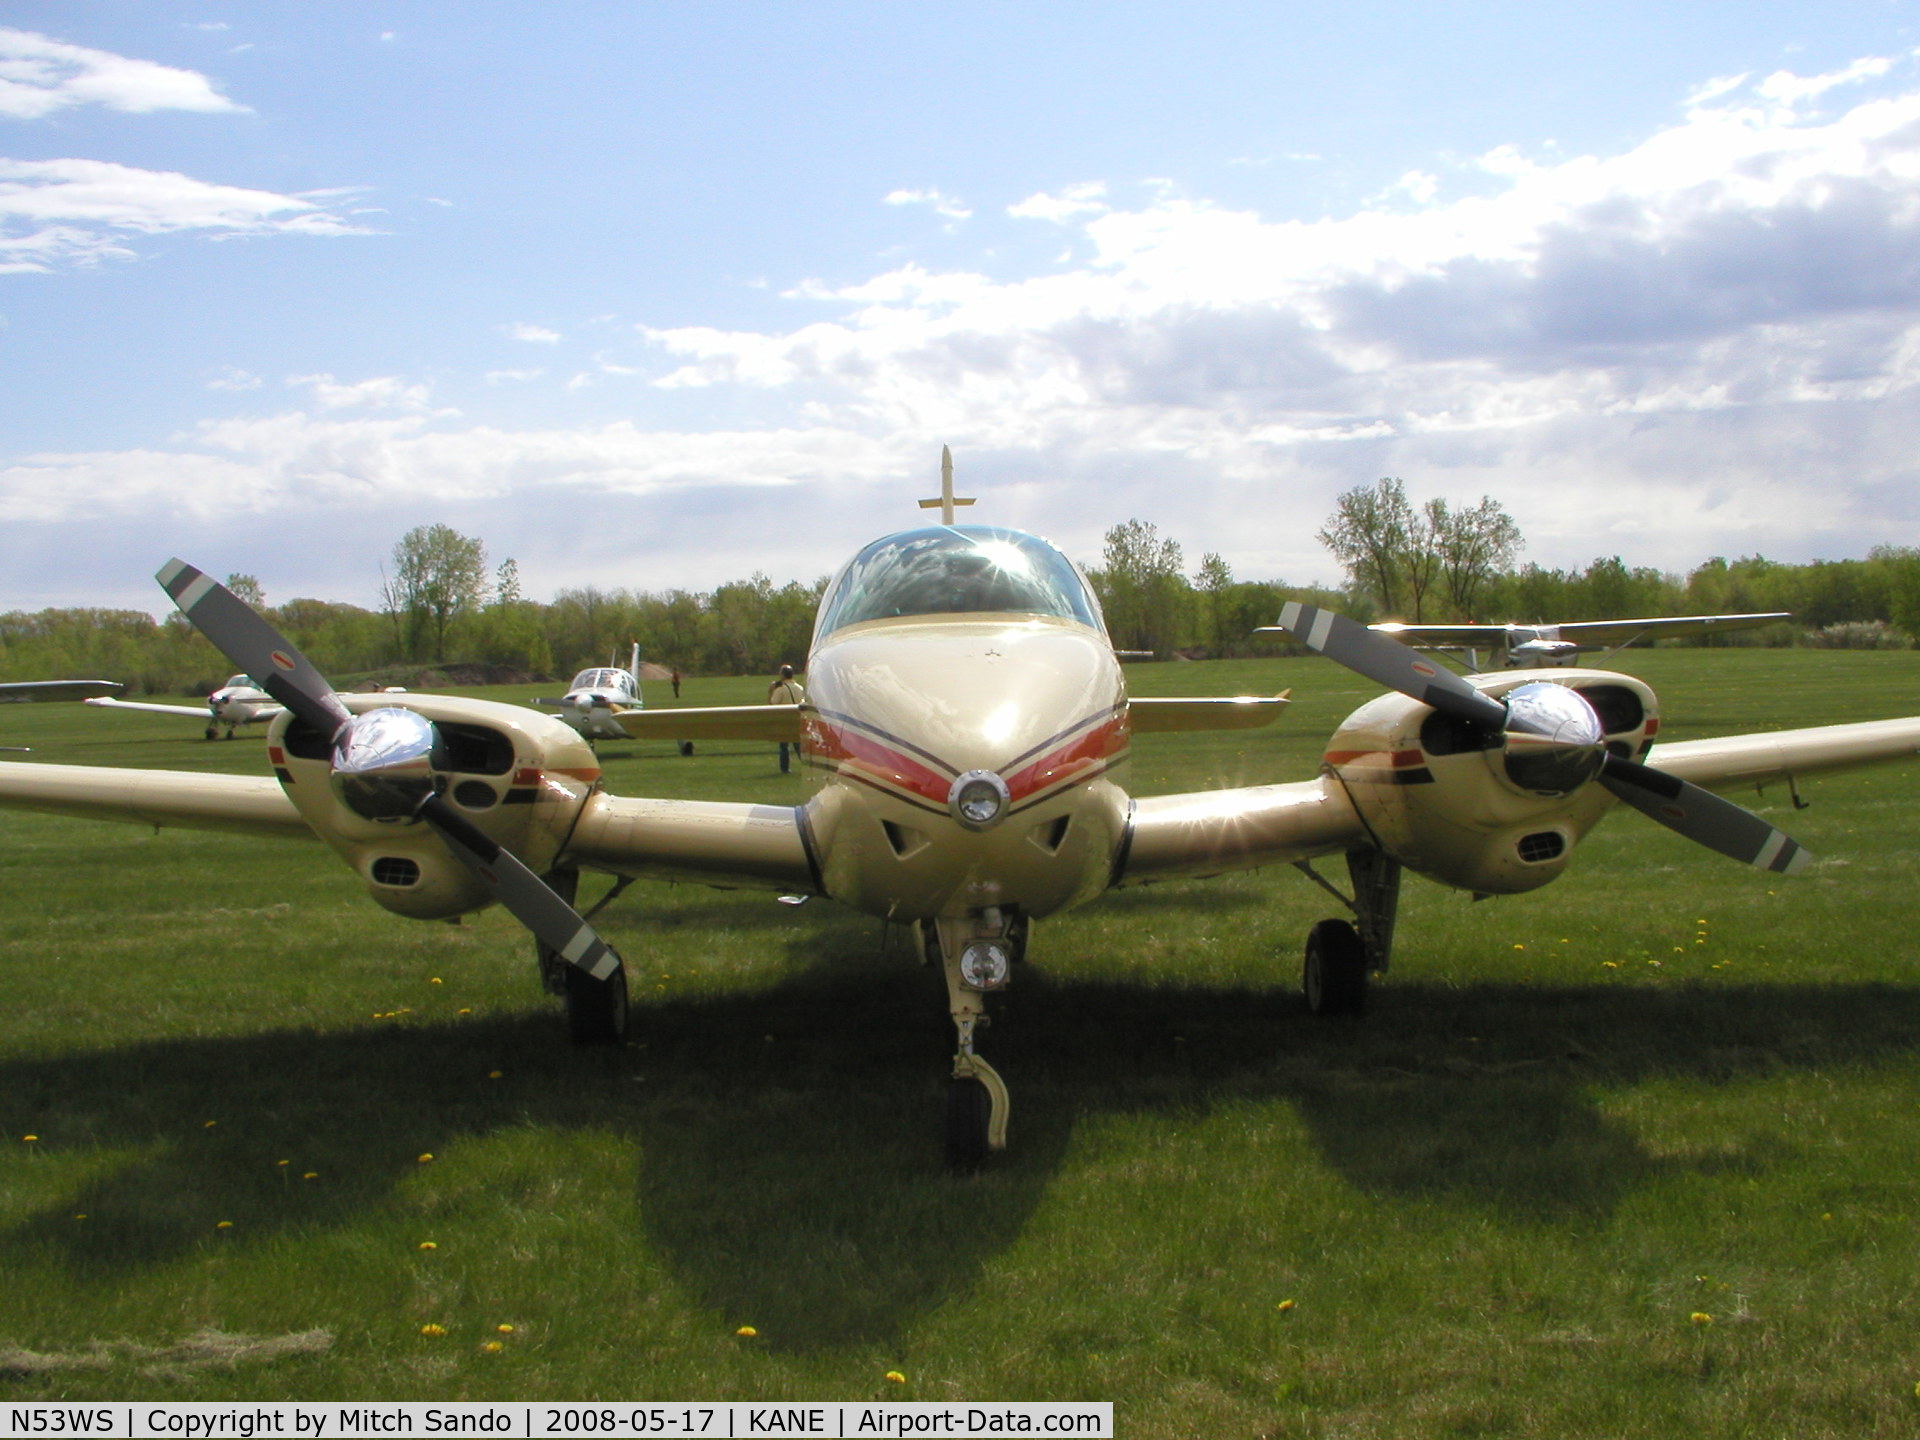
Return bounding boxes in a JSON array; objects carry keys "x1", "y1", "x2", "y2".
[
  {"x1": 1599, "y1": 754, "x2": 1811, "y2": 874},
  {"x1": 156, "y1": 559, "x2": 352, "y2": 741},
  {"x1": 1267, "y1": 601, "x2": 1510, "y2": 730},
  {"x1": 417, "y1": 794, "x2": 624, "y2": 980}
]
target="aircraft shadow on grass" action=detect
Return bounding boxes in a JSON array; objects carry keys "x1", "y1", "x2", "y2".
[{"x1": 6, "y1": 958, "x2": 1920, "y2": 1352}]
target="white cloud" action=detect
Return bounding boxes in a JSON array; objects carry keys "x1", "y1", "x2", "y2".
[
  {"x1": 485, "y1": 368, "x2": 544, "y2": 385},
  {"x1": 206, "y1": 367, "x2": 261, "y2": 392},
  {"x1": 885, "y1": 187, "x2": 973, "y2": 221},
  {"x1": 0, "y1": 158, "x2": 372, "y2": 272},
  {"x1": 508, "y1": 322, "x2": 562, "y2": 344},
  {"x1": 0, "y1": 27, "x2": 246, "y2": 118},
  {"x1": 287, "y1": 374, "x2": 439, "y2": 412},
  {"x1": 1007, "y1": 182, "x2": 1109, "y2": 224}
]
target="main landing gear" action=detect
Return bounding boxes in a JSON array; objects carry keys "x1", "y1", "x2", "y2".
[
  {"x1": 1295, "y1": 849, "x2": 1402, "y2": 1017},
  {"x1": 536, "y1": 867, "x2": 630, "y2": 1046},
  {"x1": 925, "y1": 910, "x2": 1025, "y2": 1172}
]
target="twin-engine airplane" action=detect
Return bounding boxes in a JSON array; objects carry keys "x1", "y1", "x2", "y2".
[
  {"x1": 87, "y1": 672, "x2": 283, "y2": 740},
  {"x1": 1371, "y1": 612, "x2": 1792, "y2": 670},
  {"x1": 2, "y1": 496, "x2": 1918, "y2": 1169}
]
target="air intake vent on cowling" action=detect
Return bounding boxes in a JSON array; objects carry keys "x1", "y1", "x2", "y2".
[
  {"x1": 370, "y1": 856, "x2": 421, "y2": 887},
  {"x1": 1516, "y1": 831, "x2": 1566, "y2": 864}
]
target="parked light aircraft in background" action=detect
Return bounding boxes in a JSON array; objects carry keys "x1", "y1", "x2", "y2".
[
  {"x1": 87, "y1": 673, "x2": 283, "y2": 740},
  {"x1": 2, "y1": 465, "x2": 1918, "y2": 1168},
  {"x1": 1371, "y1": 613, "x2": 1792, "y2": 670},
  {"x1": 536, "y1": 644, "x2": 648, "y2": 743}
]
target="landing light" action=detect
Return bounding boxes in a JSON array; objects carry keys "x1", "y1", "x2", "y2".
[
  {"x1": 959, "y1": 940, "x2": 1011, "y2": 991},
  {"x1": 948, "y1": 770, "x2": 1010, "y2": 830}
]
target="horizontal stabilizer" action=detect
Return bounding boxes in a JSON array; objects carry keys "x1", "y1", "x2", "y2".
[
  {"x1": 618, "y1": 703, "x2": 803, "y2": 743},
  {"x1": 1129, "y1": 693, "x2": 1290, "y2": 733}
]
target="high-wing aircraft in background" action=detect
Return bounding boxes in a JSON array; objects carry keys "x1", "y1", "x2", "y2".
[
  {"x1": 0, "y1": 679, "x2": 123, "y2": 704},
  {"x1": 3, "y1": 469, "x2": 1919, "y2": 1169},
  {"x1": 86, "y1": 672, "x2": 284, "y2": 740},
  {"x1": 0, "y1": 678, "x2": 122, "y2": 752},
  {"x1": 1371, "y1": 613, "x2": 1792, "y2": 670}
]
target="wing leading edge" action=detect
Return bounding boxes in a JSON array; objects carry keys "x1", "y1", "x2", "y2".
[{"x1": 0, "y1": 762, "x2": 310, "y2": 837}]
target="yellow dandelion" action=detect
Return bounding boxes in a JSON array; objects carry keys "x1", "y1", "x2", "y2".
[
  {"x1": 1696, "y1": 918, "x2": 1707, "y2": 925},
  {"x1": 418, "y1": 1241, "x2": 438, "y2": 1251},
  {"x1": 481, "y1": 1341, "x2": 503, "y2": 1353},
  {"x1": 417, "y1": 1153, "x2": 434, "y2": 1163},
  {"x1": 459, "y1": 1008, "x2": 472, "y2": 1016},
  {"x1": 430, "y1": 977, "x2": 443, "y2": 985},
  {"x1": 22, "y1": 1135, "x2": 36, "y2": 1143},
  {"x1": 276, "y1": 1159, "x2": 290, "y2": 1167},
  {"x1": 216, "y1": 1220, "x2": 233, "y2": 1230},
  {"x1": 885, "y1": 1371, "x2": 906, "y2": 1384},
  {"x1": 1603, "y1": 960, "x2": 1620, "y2": 968},
  {"x1": 1512, "y1": 943, "x2": 1525, "y2": 950},
  {"x1": 303, "y1": 1172, "x2": 318, "y2": 1180},
  {"x1": 496, "y1": 1324, "x2": 515, "y2": 1335},
  {"x1": 735, "y1": 1326, "x2": 758, "y2": 1338},
  {"x1": 1690, "y1": 1312, "x2": 1713, "y2": 1327},
  {"x1": 488, "y1": 1070, "x2": 503, "y2": 1079},
  {"x1": 203, "y1": 1120, "x2": 217, "y2": 1129},
  {"x1": 1276, "y1": 1299, "x2": 1296, "y2": 1312},
  {"x1": 420, "y1": 1324, "x2": 447, "y2": 1338},
  {"x1": 73, "y1": 1213, "x2": 86, "y2": 1221}
]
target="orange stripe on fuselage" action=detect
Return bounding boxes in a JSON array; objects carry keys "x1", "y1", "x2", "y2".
[{"x1": 1324, "y1": 747, "x2": 1426, "y2": 768}]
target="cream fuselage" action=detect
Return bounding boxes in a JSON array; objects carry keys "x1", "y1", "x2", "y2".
[{"x1": 798, "y1": 613, "x2": 1132, "y2": 923}]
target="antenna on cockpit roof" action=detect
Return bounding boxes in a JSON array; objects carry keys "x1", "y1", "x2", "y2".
[{"x1": 916, "y1": 445, "x2": 975, "y2": 525}]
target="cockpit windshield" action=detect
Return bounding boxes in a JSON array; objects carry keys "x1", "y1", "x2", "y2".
[
  {"x1": 815, "y1": 526, "x2": 1103, "y2": 639},
  {"x1": 569, "y1": 669, "x2": 632, "y2": 692}
]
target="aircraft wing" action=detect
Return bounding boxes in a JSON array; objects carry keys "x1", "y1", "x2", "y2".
[
  {"x1": 1534, "y1": 613, "x2": 1792, "y2": 644},
  {"x1": 1115, "y1": 775, "x2": 1368, "y2": 885},
  {"x1": 1128, "y1": 693, "x2": 1290, "y2": 733},
  {"x1": 1363, "y1": 623, "x2": 1511, "y2": 648},
  {"x1": 86, "y1": 697, "x2": 212, "y2": 719},
  {"x1": 86, "y1": 696, "x2": 286, "y2": 723},
  {"x1": 0, "y1": 680, "x2": 122, "y2": 703},
  {"x1": 616, "y1": 704, "x2": 802, "y2": 742},
  {"x1": 1367, "y1": 614, "x2": 1792, "y2": 648},
  {"x1": 1647, "y1": 716, "x2": 1920, "y2": 791},
  {"x1": 0, "y1": 761, "x2": 311, "y2": 837}
]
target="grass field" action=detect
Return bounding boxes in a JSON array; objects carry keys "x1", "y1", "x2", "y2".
[{"x1": 3, "y1": 651, "x2": 1920, "y2": 1436}]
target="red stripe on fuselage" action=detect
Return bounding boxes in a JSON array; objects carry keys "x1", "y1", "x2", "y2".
[{"x1": 1002, "y1": 714, "x2": 1129, "y2": 808}]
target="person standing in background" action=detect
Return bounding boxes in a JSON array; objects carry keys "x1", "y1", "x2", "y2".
[{"x1": 767, "y1": 662, "x2": 805, "y2": 773}]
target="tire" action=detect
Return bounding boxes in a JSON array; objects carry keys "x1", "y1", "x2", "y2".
[
  {"x1": 563, "y1": 962, "x2": 629, "y2": 1046},
  {"x1": 1303, "y1": 918, "x2": 1368, "y2": 1016},
  {"x1": 945, "y1": 1077, "x2": 991, "y2": 1173}
]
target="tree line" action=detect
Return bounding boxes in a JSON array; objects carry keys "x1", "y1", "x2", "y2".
[{"x1": 5, "y1": 504, "x2": 1919, "y2": 695}]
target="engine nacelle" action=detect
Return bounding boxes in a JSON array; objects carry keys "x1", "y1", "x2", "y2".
[
  {"x1": 1324, "y1": 668, "x2": 1659, "y2": 895},
  {"x1": 267, "y1": 694, "x2": 602, "y2": 920}
]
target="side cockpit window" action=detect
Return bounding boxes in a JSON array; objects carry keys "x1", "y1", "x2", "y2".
[{"x1": 815, "y1": 527, "x2": 1103, "y2": 640}]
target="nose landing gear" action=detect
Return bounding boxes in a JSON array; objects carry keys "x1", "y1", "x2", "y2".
[{"x1": 928, "y1": 911, "x2": 1021, "y2": 1171}]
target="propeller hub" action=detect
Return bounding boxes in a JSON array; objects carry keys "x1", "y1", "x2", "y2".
[
  {"x1": 331, "y1": 706, "x2": 445, "y2": 822},
  {"x1": 1499, "y1": 682, "x2": 1606, "y2": 796}
]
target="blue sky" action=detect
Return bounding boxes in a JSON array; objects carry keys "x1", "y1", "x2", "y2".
[{"x1": 6, "y1": 3, "x2": 1920, "y2": 613}]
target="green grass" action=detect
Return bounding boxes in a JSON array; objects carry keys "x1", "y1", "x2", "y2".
[{"x1": 3, "y1": 651, "x2": 1920, "y2": 1435}]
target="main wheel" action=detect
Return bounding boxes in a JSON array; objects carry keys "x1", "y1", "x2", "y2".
[
  {"x1": 945, "y1": 1077, "x2": 991, "y2": 1173},
  {"x1": 1303, "y1": 918, "x2": 1368, "y2": 1016},
  {"x1": 563, "y1": 962, "x2": 629, "y2": 1046}
]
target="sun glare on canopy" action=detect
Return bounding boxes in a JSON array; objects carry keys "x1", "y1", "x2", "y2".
[{"x1": 814, "y1": 526, "x2": 1103, "y2": 639}]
